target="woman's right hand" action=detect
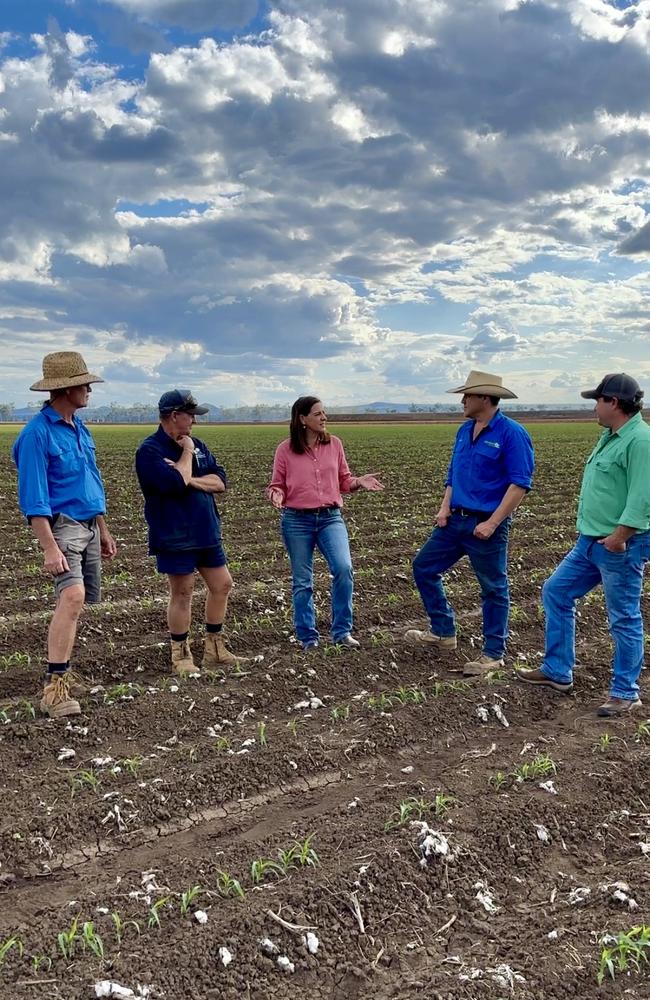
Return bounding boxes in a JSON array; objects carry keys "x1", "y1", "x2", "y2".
[{"x1": 268, "y1": 487, "x2": 284, "y2": 510}]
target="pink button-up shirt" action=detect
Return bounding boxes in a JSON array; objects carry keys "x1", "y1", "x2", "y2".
[{"x1": 268, "y1": 436, "x2": 357, "y2": 508}]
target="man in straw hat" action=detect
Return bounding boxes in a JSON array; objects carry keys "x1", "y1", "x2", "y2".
[
  {"x1": 135, "y1": 389, "x2": 243, "y2": 676},
  {"x1": 517, "y1": 374, "x2": 650, "y2": 717},
  {"x1": 12, "y1": 352, "x2": 117, "y2": 718},
  {"x1": 406, "y1": 370, "x2": 534, "y2": 675}
]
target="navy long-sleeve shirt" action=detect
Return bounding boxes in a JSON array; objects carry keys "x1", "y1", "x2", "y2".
[{"x1": 135, "y1": 426, "x2": 227, "y2": 553}]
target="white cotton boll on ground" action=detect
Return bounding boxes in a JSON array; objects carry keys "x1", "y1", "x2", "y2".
[
  {"x1": 304, "y1": 932, "x2": 319, "y2": 954},
  {"x1": 277, "y1": 955, "x2": 295, "y2": 973},
  {"x1": 194, "y1": 910, "x2": 208, "y2": 924},
  {"x1": 219, "y1": 946, "x2": 233, "y2": 966}
]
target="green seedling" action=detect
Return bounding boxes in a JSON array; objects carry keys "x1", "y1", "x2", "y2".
[
  {"x1": 121, "y1": 755, "x2": 144, "y2": 776},
  {"x1": 0, "y1": 652, "x2": 31, "y2": 670},
  {"x1": 367, "y1": 692, "x2": 393, "y2": 712},
  {"x1": 215, "y1": 736, "x2": 231, "y2": 752},
  {"x1": 15, "y1": 699, "x2": 36, "y2": 721},
  {"x1": 291, "y1": 835, "x2": 319, "y2": 867},
  {"x1": 433, "y1": 792, "x2": 457, "y2": 817},
  {"x1": 0, "y1": 709, "x2": 10, "y2": 725},
  {"x1": 635, "y1": 720, "x2": 650, "y2": 742},
  {"x1": 370, "y1": 630, "x2": 392, "y2": 646},
  {"x1": 513, "y1": 753, "x2": 557, "y2": 782},
  {"x1": 111, "y1": 911, "x2": 140, "y2": 946},
  {"x1": 57, "y1": 916, "x2": 79, "y2": 960},
  {"x1": 30, "y1": 953, "x2": 52, "y2": 973},
  {"x1": 81, "y1": 921, "x2": 104, "y2": 960},
  {"x1": 180, "y1": 885, "x2": 202, "y2": 917},
  {"x1": 593, "y1": 732, "x2": 616, "y2": 753},
  {"x1": 489, "y1": 770, "x2": 508, "y2": 791},
  {"x1": 257, "y1": 721, "x2": 268, "y2": 747},
  {"x1": 330, "y1": 704, "x2": 350, "y2": 722},
  {"x1": 70, "y1": 769, "x2": 102, "y2": 796},
  {"x1": 430, "y1": 682, "x2": 446, "y2": 698},
  {"x1": 147, "y1": 896, "x2": 170, "y2": 929},
  {"x1": 215, "y1": 870, "x2": 245, "y2": 899},
  {"x1": 104, "y1": 683, "x2": 141, "y2": 703},
  {"x1": 0, "y1": 937, "x2": 24, "y2": 966},
  {"x1": 597, "y1": 926, "x2": 650, "y2": 985},
  {"x1": 485, "y1": 668, "x2": 507, "y2": 683},
  {"x1": 385, "y1": 796, "x2": 434, "y2": 830},
  {"x1": 394, "y1": 685, "x2": 427, "y2": 705},
  {"x1": 250, "y1": 858, "x2": 285, "y2": 885},
  {"x1": 286, "y1": 718, "x2": 300, "y2": 738}
]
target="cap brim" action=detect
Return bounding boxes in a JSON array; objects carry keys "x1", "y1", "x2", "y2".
[
  {"x1": 189, "y1": 404, "x2": 209, "y2": 415},
  {"x1": 580, "y1": 390, "x2": 598, "y2": 399}
]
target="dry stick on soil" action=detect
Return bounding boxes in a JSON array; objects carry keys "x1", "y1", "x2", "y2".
[
  {"x1": 266, "y1": 909, "x2": 316, "y2": 934},
  {"x1": 348, "y1": 891, "x2": 365, "y2": 934},
  {"x1": 434, "y1": 913, "x2": 457, "y2": 937}
]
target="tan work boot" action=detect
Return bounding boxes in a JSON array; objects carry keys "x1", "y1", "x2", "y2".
[
  {"x1": 40, "y1": 672, "x2": 81, "y2": 719},
  {"x1": 201, "y1": 633, "x2": 240, "y2": 668},
  {"x1": 171, "y1": 639, "x2": 199, "y2": 677},
  {"x1": 463, "y1": 654, "x2": 505, "y2": 677},
  {"x1": 404, "y1": 628, "x2": 457, "y2": 649}
]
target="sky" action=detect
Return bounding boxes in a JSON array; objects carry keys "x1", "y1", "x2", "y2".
[{"x1": 1, "y1": 0, "x2": 650, "y2": 409}]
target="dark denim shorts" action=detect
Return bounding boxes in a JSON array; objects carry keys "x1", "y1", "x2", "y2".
[{"x1": 155, "y1": 544, "x2": 227, "y2": 575}]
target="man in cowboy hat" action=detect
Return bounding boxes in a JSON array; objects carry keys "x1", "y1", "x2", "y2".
[
  {"x1": 12, "y1": 352, "x2": 117, "y2": 718},
  {"x1": 135, "y1": 390, "x2": 242, "y2": 676},
  {"x1": 517, "y1": 374, "x2": 650, "y2": 716},
  {"x1": 406, "y1": 370, "x2": 534, "y2": 675}
]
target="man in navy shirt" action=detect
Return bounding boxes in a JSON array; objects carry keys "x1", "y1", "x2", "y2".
[
  {"x1": 135, "y1": 390, "x2": 241, "y2": 675},
  {"x1": 12, "y1": 352, "x2": 117, "y2": 718},
  {"x1": 406, "y1": 371, "x2": 534, "y2": 675}
]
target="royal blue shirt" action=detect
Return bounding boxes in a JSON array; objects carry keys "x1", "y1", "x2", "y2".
[
  {"x1": 12, "y1": 405, "x2": 106, "y2": 520},
  {"x1": 135, "y1": 426, "x2": 227, "y2": 553},
  {"x1": 445, "y1": 409, "x2": 534, "y2": 512}
]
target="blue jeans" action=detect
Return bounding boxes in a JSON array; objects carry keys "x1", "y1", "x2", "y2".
[
  {"x1": 281, "y1": 508, "x2": 354, "y2": 643},
  {"x1": 412, "y1": 513, "x2": 510, "y2": 658},
  {"x1": 541, "y1": 532, "x2": 650, "y2": 700}
]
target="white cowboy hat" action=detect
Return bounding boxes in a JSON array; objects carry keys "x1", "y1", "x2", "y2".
[
  {"x1": 447, "y1": 370, "x2": 517, "y2": 399},
  {"x1": 30, "y1": 352, "x2": 104, "y2": 392}
]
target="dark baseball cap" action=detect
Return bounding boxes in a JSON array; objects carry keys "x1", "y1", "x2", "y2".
[
  {"x1": 158, "y1": 389, "x2": 209, "y2": 415},
  {"x1": 581, "y1": 373, "x2": 644, "y2": 404}
]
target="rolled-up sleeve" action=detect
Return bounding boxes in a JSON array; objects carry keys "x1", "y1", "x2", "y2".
[
  {"x1": 12, "y1": 428, "x2": 53, "y2": 518},
  {"x1": 620, "y1": 437, "x2": 650, "y2": 528},
  {"x1": 503, "y1": 426, "x2": 535, "y2": 490},
  {"x1": 337, "y1": 439, "x2": 356, "y2": 493},
  {"x1": 135, "y1": 444, "x2": 186, "y2": 495}
]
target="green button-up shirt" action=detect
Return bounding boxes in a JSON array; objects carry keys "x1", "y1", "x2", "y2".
[{"x1": 577, "y1": 412, "x2": 650, "y2": 536}]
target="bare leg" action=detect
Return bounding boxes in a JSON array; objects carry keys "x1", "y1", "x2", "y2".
[
  {"x1": 167, "y1": 573, "x2": 195, "y2": 633},
  {"x1": 198, "y1": 565, "x2": 233, "y2": 625},
  {"x1": 47, "y1": 584, "x2": 85, "y2": 662}
]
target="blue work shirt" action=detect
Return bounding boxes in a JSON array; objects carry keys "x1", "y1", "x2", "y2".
[
  {"x1": 12, "y1": 405, "x2": 106, "y2": 520},
  {"x1": 135, "y1": 426, "x2": 227, "y2": 553},
  {"x1": 445, "y1": 410, "x2": 534, "y2": 512}
]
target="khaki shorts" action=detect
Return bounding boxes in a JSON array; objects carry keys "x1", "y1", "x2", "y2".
[{"x1": 51, "y1": 513, "x2": 102, "y2": 604}]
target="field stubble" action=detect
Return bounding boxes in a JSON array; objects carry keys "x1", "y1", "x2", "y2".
[{"x1": 0, "y1": 422, "x2": 649, "y2": 999}]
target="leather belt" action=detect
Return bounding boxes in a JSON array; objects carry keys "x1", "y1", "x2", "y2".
[
  {"x1": 451, "y1": 507, "x2": 493, "y2": 522},
  {"x1": 285, "y1": 505, "x2": 338, "y2": 515}
]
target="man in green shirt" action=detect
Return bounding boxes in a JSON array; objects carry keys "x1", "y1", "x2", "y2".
[{"x1": 517, "y1": 374, "x2": 650, "y2": 716}]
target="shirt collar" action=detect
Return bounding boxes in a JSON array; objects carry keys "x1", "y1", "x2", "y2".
[
  {"x1": 42, "y1": 403, "x2": 76, "y2": 426},
  {"x1": 470, "y1": 408, "x2": 502, "y2": 433},
  {"x1": 609, "y1": 411, "x2": 642, "y2": 439}
]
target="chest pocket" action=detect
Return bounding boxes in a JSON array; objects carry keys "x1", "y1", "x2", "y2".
[
  {"x1": 48, "y1": 441, "x2": 82, "y2": 478},
  {"x1": 475, "y1": 441, "x2": 502, "y2": 461}
]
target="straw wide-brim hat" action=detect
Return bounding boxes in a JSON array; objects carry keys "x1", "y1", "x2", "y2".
[
  {"x1": 30, "y1": 352, "x2": 104, "y2": 392},
  {"x1": 447, "y1": 370, "x2": 517, "y2": 400}
]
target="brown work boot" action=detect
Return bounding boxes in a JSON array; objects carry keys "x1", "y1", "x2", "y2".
[
  {"x1": 515, "y1": 666, "x2": 573, "y2": 693},
  {"x1": 597, "y1": 697, "x2": 642, "y2": 718},
  {"x1": 66, "y1": 669, "x2": 90, "y2": 697},
  {"x1": 201, "y1": 633, "x2": 241, "y2": 668},
  {"x1": 171, "y1": 639, "x2": 199, "y2": 677},
  {"x1": 463, "y1": 654, "x2": 505, "y2": 677},
  {"x1": 40, "y1": 672, "x2": 81, "y2": 719}
]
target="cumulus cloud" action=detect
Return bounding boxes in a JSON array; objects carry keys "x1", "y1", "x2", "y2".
[
  {"x1": 2, "y1": 1, "x2": 650, "y2": 405},
  {"x1": 104, "y1": 0, "x2": 259, "y2": 31}
]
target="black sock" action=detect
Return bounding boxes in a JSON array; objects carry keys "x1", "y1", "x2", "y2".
[
  {"x1": 47, "y1": 661, "x2": 68, "y2": 676},
  {"x1": 206, "y1": 623, "x2": 223, "y2": 634},
  {"x1": 170, "y1": 631, "x2": 189, "y2": 642}
]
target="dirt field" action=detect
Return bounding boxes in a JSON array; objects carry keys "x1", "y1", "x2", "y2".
[{"x1": 1, "y1": 421, "x2": 649, "y2": 999}]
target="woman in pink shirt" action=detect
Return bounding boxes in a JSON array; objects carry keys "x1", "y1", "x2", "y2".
[{"x1": 268, "y1": 397, "x2": 384, "y2": 649}]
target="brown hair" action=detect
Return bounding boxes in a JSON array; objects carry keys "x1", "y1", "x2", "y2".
[{"x1": 289, "y1": 396, "x2": 331, "y2": 454}]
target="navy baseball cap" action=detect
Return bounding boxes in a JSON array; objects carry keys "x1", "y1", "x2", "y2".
[
  {"x1": 581, "y1": 374, "x2": 644, "y2": 404},
  {"x1": 158, "y1": 389, "x2": 209, "y2": 415}
]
